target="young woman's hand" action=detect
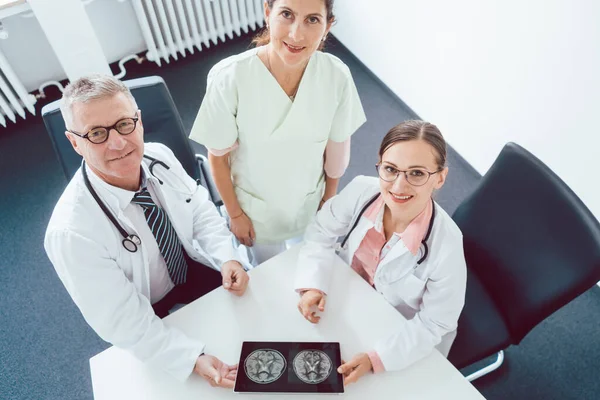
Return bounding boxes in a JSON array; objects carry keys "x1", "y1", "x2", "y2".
[
  {"x1": 297, "y1": 289, "x2": 326, "y2": 323},
  {"x1": 337, "y1": 353, "x2": 373, "y2": 385},
  {"x1": 230, "y1": 212, "x2": 255, "y2": 247}
]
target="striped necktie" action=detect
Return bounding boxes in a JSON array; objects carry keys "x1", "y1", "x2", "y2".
[{"x1": 131, "y1": 188, "x2": 188, "y2": 285}]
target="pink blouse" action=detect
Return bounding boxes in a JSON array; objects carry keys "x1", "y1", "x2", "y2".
[{"x1": 208, "y1": 138, "x2": 351, "y2": 179}]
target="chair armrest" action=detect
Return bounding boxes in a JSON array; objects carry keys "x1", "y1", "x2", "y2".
[{"x1": 195, "y1": 154, "x2": 223, "y2": 208}]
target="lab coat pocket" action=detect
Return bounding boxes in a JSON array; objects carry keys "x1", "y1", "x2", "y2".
[{"x1": 385, "y1": 273, "x2": 427, "y2": 311}]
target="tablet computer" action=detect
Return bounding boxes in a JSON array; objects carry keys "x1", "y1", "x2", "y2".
[{"x1": 234, "y1": 341, "x2": 344, "y2": 394}]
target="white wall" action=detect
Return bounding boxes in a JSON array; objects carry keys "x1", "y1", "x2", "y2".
[
  {"x1": 1, "y1": 0, "x2": 598, "y2": 219},
  {"x1": 332, "y1": 0, "x2": 600, "y2": 218},
  {"x1": 0, "y1": 0, "x2": 145, "y2": 92},
  {"x1": 28, "y1": 0, "x2": 112, "y2": 80}
]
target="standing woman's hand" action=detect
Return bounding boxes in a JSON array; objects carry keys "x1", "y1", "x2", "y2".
[
  {"x1": 229, "y1": 211, "x2": 255, "y2": 247},
  {"x1": 207, "y1": 152, "x2": 256, "y2": 247}
]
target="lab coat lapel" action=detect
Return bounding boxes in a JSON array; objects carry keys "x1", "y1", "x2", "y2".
[
  {"x1": 83, "y1": 164, "x2": 125, "y2": 216},
  {"x1": 377, "y1": 242, "x2": 419, "y2": 282},
  {"x1": 343, "y1": 217, "x2": 374, "y2": 263},
  {"x1": 82, "y1": 168, "x2": 152, "y2": 293}
]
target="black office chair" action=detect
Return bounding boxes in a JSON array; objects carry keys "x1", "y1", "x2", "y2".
[
  {"x1": 41, "y1": 76, "x2": 222, "y2": 207},
  {"x1": 448, "y1": 142, "x2": 600, "y2": 381}
]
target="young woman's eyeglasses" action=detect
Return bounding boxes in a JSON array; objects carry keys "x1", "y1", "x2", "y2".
[
  {"x1": 67, "y1": 114, "x2": 139, "y2": 144},
  {"x1": 376, "y1": 163, "x2": 442, "y2": 186}
]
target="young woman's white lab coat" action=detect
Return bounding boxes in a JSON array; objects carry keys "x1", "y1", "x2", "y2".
[
  {"x1": 44, "y1": 143, "x2": 240, "y2": 381},
  {"x1": 295, "y1": 176, "x2": 467, "y2": 372}
]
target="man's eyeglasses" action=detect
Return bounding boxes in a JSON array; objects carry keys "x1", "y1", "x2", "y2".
[
  {"x1": 68, "y1": 114, "x2": 139, "y2": 144},
  {"x1": 376, "y1": 163, "x2": 442, "y2": 186}
]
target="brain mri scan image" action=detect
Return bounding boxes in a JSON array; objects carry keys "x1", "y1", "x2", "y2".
[
  {"x1": 235, "y1": 342, "x2": 343, "y2": 394},
  {"x1": 244, "y1": 349, "x2": 287, "y2": 384},
  {"x1": 292, "y1": 350, "x2": 333, "y2": 384}
]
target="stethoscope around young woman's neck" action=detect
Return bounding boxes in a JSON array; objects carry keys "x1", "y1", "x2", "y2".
[
  {"x1": 80, "y1": 154, "x2": 190, "y2": 253},
  {"x1": 339, "y1": 193, "x2": 436, "y2": 265}
]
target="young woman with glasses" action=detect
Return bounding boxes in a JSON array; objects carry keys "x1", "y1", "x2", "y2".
[{"x1": 294, "y1": 120, "x2": 467, "y2": 385}]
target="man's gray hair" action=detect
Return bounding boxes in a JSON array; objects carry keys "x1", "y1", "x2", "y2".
[{"x1": 60, "y1": 74, "x2": 138, "y2": 129}]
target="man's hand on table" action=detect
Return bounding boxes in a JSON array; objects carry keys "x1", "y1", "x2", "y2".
[
  {"x1": 297, "y1": 289, "x2": 326, "y2": 323},
  {"x1": 221, "y1": 260, "x2": 249, "y2": 296},
  {"x1": 194, "y1": 354, "x2": 238, "y2": 388},
  {"x1": 338, "y1": 353, "x2": 373, "y2": 385}
]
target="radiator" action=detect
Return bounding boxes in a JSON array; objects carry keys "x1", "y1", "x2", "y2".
[
  {"x1": 0, "y1": 48, "x2": 36, "y2": 127},
  {"x1": 132, "y1": 0, "x2": 265, "y2": 66}
]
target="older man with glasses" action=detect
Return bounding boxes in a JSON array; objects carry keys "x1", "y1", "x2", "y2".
[{"x1": 44, "y1": 74, "x2": 248, "y2": 388}]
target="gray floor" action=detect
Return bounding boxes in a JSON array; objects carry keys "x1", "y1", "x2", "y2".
[{"x1": 0, "y1": 32, "x2": 598, "y2": 400}]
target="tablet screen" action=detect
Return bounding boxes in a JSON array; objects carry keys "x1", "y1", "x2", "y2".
[{"x1": 234, "y1": 341, "x2": 344, "y2": 394}]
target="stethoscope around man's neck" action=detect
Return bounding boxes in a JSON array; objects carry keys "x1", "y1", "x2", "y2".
[
  {"x1": 81, "y1": 154, "x2": 172, "y2": 253},
  {"x1": 339, "y1": 193, "x2": 436, "y2": 265}
]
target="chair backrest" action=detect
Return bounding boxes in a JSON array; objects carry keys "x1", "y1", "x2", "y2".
[
  {"x1": 447, "y1": 268, "x2": 512, "y2": 368},
  {"x1": 452, "y1": 142, "x2": 600, "y2": 344},
  {"x1": 41, "y1": 76, "x2": 201, "y2": 181}
]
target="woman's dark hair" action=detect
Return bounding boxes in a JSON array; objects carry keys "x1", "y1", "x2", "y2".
[
  {"x1": 379, "y1": 120, "x2": 447, "y2": 170},
  {"x1": 251, "y1": 0, "x2": 336, "y2": 50}
]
